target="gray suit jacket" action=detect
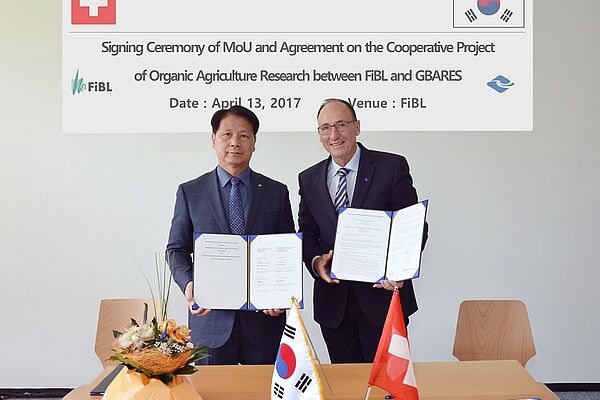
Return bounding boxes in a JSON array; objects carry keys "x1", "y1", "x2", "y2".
[{"x1": 167, "y1": 168, "x2": 295, "y2": 348}]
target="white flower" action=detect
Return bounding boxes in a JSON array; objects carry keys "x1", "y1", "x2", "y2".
[
  {"x1": 117, "y1": 324, "x2": 154, "y2": 349},
  {"x1": 118, "y1": 331, "x2": 134, "y2": 349},
  {"x1": 140, "y1": 325, "x2": 154, "y2": 340},
  {"x1": 131, "y1": 326, "x2": 143, "y2": 334}
]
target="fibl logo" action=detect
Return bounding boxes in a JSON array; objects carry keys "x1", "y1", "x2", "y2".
[
  {"x1": 72, "y1": 0, "x2": 116, "y2": 25},
  {"x1": 71, "y1": 69, "x2": 112, "y2": 95}
]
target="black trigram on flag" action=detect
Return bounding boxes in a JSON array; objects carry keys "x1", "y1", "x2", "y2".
[
  {"x1": 501, "y1": 9, "x2": 513, "y2": 22},
  {"x1": 283, "y1": 324, "x2": 296, "y2": 339},
  {"x1": 273, "y1": 382, "x2": 285, "y2": 399},
  {"x1": 295, "y1": 373, "x2": 312, "y2": 393},
  {"x1": 465, "y1": 8, "x2": 477, "y2": 22}
]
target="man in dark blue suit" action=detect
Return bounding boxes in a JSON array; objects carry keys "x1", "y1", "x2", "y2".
[
  {"x1": 298, "y1": 99, "x2": 428, "y2": 363},
  {"x1": 167, "y1": 106, "x2": 296, "y2": 365}
]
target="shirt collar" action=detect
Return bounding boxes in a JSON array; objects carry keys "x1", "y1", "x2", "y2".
[
  {"x1": 329, "y1": 145, "x2": 361, "y2": 175},
  {"x1": 216, "y1": 166, "x2": 252, "y2": 188}
]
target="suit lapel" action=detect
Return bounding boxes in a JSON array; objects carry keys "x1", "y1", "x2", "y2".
[
  {"x1": 245, "y1": 171, "x2": 265, "y2": 234},
  {"x1": 314, "y1": 158, "x2": 338, "y2": 226},
  {"x1": 203, "y1": 169, "x2": 230, "y2": 233},
  {"x1": 351, "y1": 144, "x2": 375, "y2": 208}
]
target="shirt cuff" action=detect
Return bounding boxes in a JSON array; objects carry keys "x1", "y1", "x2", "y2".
[{"x1": 311, "y1": 255, "x2": 320, "y2": 275}]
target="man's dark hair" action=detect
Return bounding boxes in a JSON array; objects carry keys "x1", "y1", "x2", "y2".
[
  {"x1": 317, "y1": 98, "x2": 357, "y2": 121},
  {"x1": 211, "y1": 105, "x2": 260, "y2": 135}
]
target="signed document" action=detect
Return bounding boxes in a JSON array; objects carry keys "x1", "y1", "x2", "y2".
[
  {"x1": 331, "y1": 208, "x2": 391, "y2": 282},
  {"x1": 331, "y1": 200, "x2": 428, "y2": 283},
  {"x1": 194, "y1": 233, "x2": 248, "y2": 310},
  {"x1": 194, "y1": 232, "x2": 303, "y2": 310},
  {"x1": 249, "y1": 233, "x2": 303, "y2": 310}
]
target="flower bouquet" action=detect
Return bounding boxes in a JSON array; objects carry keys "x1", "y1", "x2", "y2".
[{"x1": 103, "y1": 255, "x2": 208, "y2": 400}]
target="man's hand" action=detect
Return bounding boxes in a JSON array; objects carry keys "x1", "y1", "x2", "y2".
[
  {"x1": 185, "y1": 281, "x2": 211, "y2": 316},
  {"x1": 314, "y1": 250, "x2": 339, "y2": 284},
  {"x1": 373, "y1": 279, "x2": 404, "y2": 291},
  {"x1": 263, "y1": 308, "x2": 285, "y2": 317}
]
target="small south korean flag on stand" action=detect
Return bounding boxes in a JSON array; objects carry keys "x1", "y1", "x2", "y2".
[
  {"x1": 271, "y1": 298, "x2": 324, "y2": 400},
  {"x1": 453, "y1": 0, "x2": 525, "y2": 28}
]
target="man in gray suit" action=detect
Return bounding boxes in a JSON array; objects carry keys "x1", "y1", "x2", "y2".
[{"x1": 167, "y1": 105, "x2": 296, "y2": 365}]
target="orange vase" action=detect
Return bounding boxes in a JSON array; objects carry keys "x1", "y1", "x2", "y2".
[{"x1": 103, "y1": 368, "x2": 203, "y2": 400}]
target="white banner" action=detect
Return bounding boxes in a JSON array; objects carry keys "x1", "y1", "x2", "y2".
[{"x1": 62, "y1": 0, "x2": 533, "y2": 133}]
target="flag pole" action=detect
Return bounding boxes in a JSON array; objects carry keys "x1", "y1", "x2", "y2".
[
  {"x1": 364, "y1": 385, "x2": 372, "y2": 400},
  {"x1": 291, "y1": 297, "x2": 334, "y2": 399}
]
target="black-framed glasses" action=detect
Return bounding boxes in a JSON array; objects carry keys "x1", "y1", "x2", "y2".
[{"x1": 317, "y1": 120, "x2": 356, "y2": 135}]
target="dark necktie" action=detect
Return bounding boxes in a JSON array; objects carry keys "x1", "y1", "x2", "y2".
[
  {"x1": 228, "y1": 177, "x2": 244, "y2": 234},
  {"x1": 334, "y1": 168, "x2": 350, "y2": 212}
]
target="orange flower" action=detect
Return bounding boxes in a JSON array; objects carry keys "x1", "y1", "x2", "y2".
[
  {"x1": 159, "y1": 319, "x2": 176, "y2": 335},
  {"x1": 171, "y1": 325, "x2": 191, "y2": 344}
]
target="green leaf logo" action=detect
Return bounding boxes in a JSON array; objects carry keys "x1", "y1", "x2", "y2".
[{"x1": 72, "y1": 69, "x2": 86, "y2": 95}]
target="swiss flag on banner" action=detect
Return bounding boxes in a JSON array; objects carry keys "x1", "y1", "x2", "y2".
[
  {"x1": 368, "y1": 290, "x2": 419, "y2": 400},
  {"x1": 71, "y1": 0, "x2": 116, "y2": 25}
]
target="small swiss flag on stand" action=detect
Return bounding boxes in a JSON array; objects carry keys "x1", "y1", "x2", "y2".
[
  {"x1": 71, "y1": 0, "x2": 116, "y2": 25},
  {"x1": 366, "y1": 289, "x2": 419, "y2": 400}
]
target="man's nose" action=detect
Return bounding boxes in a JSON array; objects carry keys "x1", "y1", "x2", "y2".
[{"x1": 329, "y1": 126, "x2": 341, "y2": 139}]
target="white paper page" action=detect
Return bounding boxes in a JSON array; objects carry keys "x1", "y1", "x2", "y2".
[
  {"x1": 193, "y1": 233, "x2": 248, "y2": 310},
  {"x1": 249, "y1": 233, "x2": 303, "y2": 310},
  {"x1": 331, "y1": 208, "x2": 391, "y2": 282},
  {"x1": 386, "y1": 202, "x2": 427, "y2": 281}
]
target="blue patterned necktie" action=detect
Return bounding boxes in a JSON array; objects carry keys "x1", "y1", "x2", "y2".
[
  {"x1": 334, "y1": 167, "x2": 350, "y2": 212},
  {"x1": 228, "y1": 177, "x2": 244, "y2": 234}
]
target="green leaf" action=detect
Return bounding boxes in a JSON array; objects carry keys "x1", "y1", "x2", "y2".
[
  {"x1": 186, "y1": 346, "x2": 209, "y2": 364},
  {"x1": 191, "y1": 345, "x2": 209, "y2": 354},
  {"x1": 151, "y1": 318, "x2": 160, "y2": 339},
  {"x1": 112, "y1": 330, "x2": 122, "y2": 339},
  {"x1": 190, "y1": 345, "x2": 209, "y2": 356},
  {"x1": 155, "y1": 373, "x2": 174, "y2": 385},
  {"x1": 110, "y1": 352, "x2": 154, "y2": 378},
  {"x1": 131, "y1": 318, "x2": 139, "y2": 327},
  {"x1": 172, "y1": 364, "x2": 197, "y2": 375},
  {"x1": 143, "y1": 303, "x2": 148, "y2": 325}
]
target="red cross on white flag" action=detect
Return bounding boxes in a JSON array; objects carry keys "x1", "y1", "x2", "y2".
[
  {"x1": 367, "y1": 290, "x2": 419, "y2": 399},
  {"x1": 71, "y1": 0, "x2": 116, "y2": 24}
]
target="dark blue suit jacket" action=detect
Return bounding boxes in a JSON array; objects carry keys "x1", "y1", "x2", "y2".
[
  {"x1": 298, "y1": 143, "x2": 427, "y2": 329},
  {"x1": 167, "y1": 168, "x2": 296, "y2": 348}
]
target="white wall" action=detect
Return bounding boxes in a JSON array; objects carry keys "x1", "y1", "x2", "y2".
[{"x1": 1, "y1": 0, "x2": 599, "y2": 388}]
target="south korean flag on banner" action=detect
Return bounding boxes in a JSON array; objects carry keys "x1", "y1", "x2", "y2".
[
  {"x1": 271, "y1": 298, "x2": 324, "y2": 400},
  {"x1": 453, "y1": 0, "x2": 525, "y2": 28}
]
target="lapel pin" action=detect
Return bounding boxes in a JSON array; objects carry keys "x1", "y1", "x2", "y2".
[
  {"x1": 258, "y1": 183, "x2": 263, "y2": 187},
  {"x1": 364, "y1": 177, "x2": 369, "y2": 182}
]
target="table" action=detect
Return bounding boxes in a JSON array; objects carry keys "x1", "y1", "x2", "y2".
[{"x1": 64, "y1": 360, "x2": 558, "y2": 400}]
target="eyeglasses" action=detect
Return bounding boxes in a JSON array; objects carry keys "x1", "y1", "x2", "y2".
[{"x1": 317, "y1": 120, "x2": 356, "y2": 135}]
